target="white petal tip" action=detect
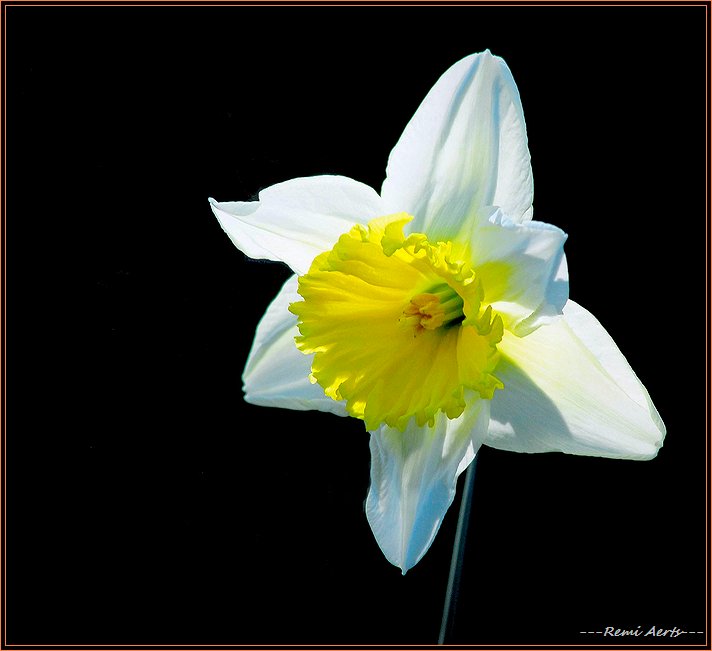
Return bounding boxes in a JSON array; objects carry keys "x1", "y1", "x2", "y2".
[{"x1": 366, "y1": 402, "x2": 488, "y2": 574}]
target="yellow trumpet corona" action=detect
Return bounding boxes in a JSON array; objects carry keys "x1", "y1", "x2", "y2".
[{"x1": 289, "y1": 213, "x2": 504, "y2": 432}]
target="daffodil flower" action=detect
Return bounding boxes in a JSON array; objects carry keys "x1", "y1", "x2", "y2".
[{"x1": 209, "y1": 51, "x2": 665, "y2": 574}]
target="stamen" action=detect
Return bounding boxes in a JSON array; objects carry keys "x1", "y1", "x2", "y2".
[{"x1": 400, "y1": 283, "x2": 465, "y2": 334}]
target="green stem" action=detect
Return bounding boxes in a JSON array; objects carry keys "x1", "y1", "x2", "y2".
[{"x1": 438, "y1": 454, "x2": 478, "y2": 644}]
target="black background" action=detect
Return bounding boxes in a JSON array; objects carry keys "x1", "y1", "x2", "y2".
[{"x1": 4, "y1": 3, "x2": 707, "y2": 647}]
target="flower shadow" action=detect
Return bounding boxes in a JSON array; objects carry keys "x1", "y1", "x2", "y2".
[{"x1": 488, "y1": 357, "x2": 574, "y2": 454}]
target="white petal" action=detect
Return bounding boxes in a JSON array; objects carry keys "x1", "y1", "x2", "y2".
[
  {"x1": 381, "y1": 50, "x2": 533, "y2": 243},
  {"x1": 487, "y1": 300, "x2": 665, "y2": 460},
  {"x1": 210, "y1": 175, "x2": 384, "y2": 275},
  {"x1": 474, "y1": 208, "x2": 568, "y2": 335},
  {"x1": 366, "y1": 395, "x2": 489, "y2": 574},
  {"x1": 243, "y1": 275, "x2": 348, "y2": 417}
]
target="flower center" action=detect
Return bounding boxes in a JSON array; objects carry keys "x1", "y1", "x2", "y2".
[
  {"x1": 289, "y1": 213, "x2": 504, "y2": 431},
  {"x1": 400, "y1": 283, "x2": 465, "y2": 334}
]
